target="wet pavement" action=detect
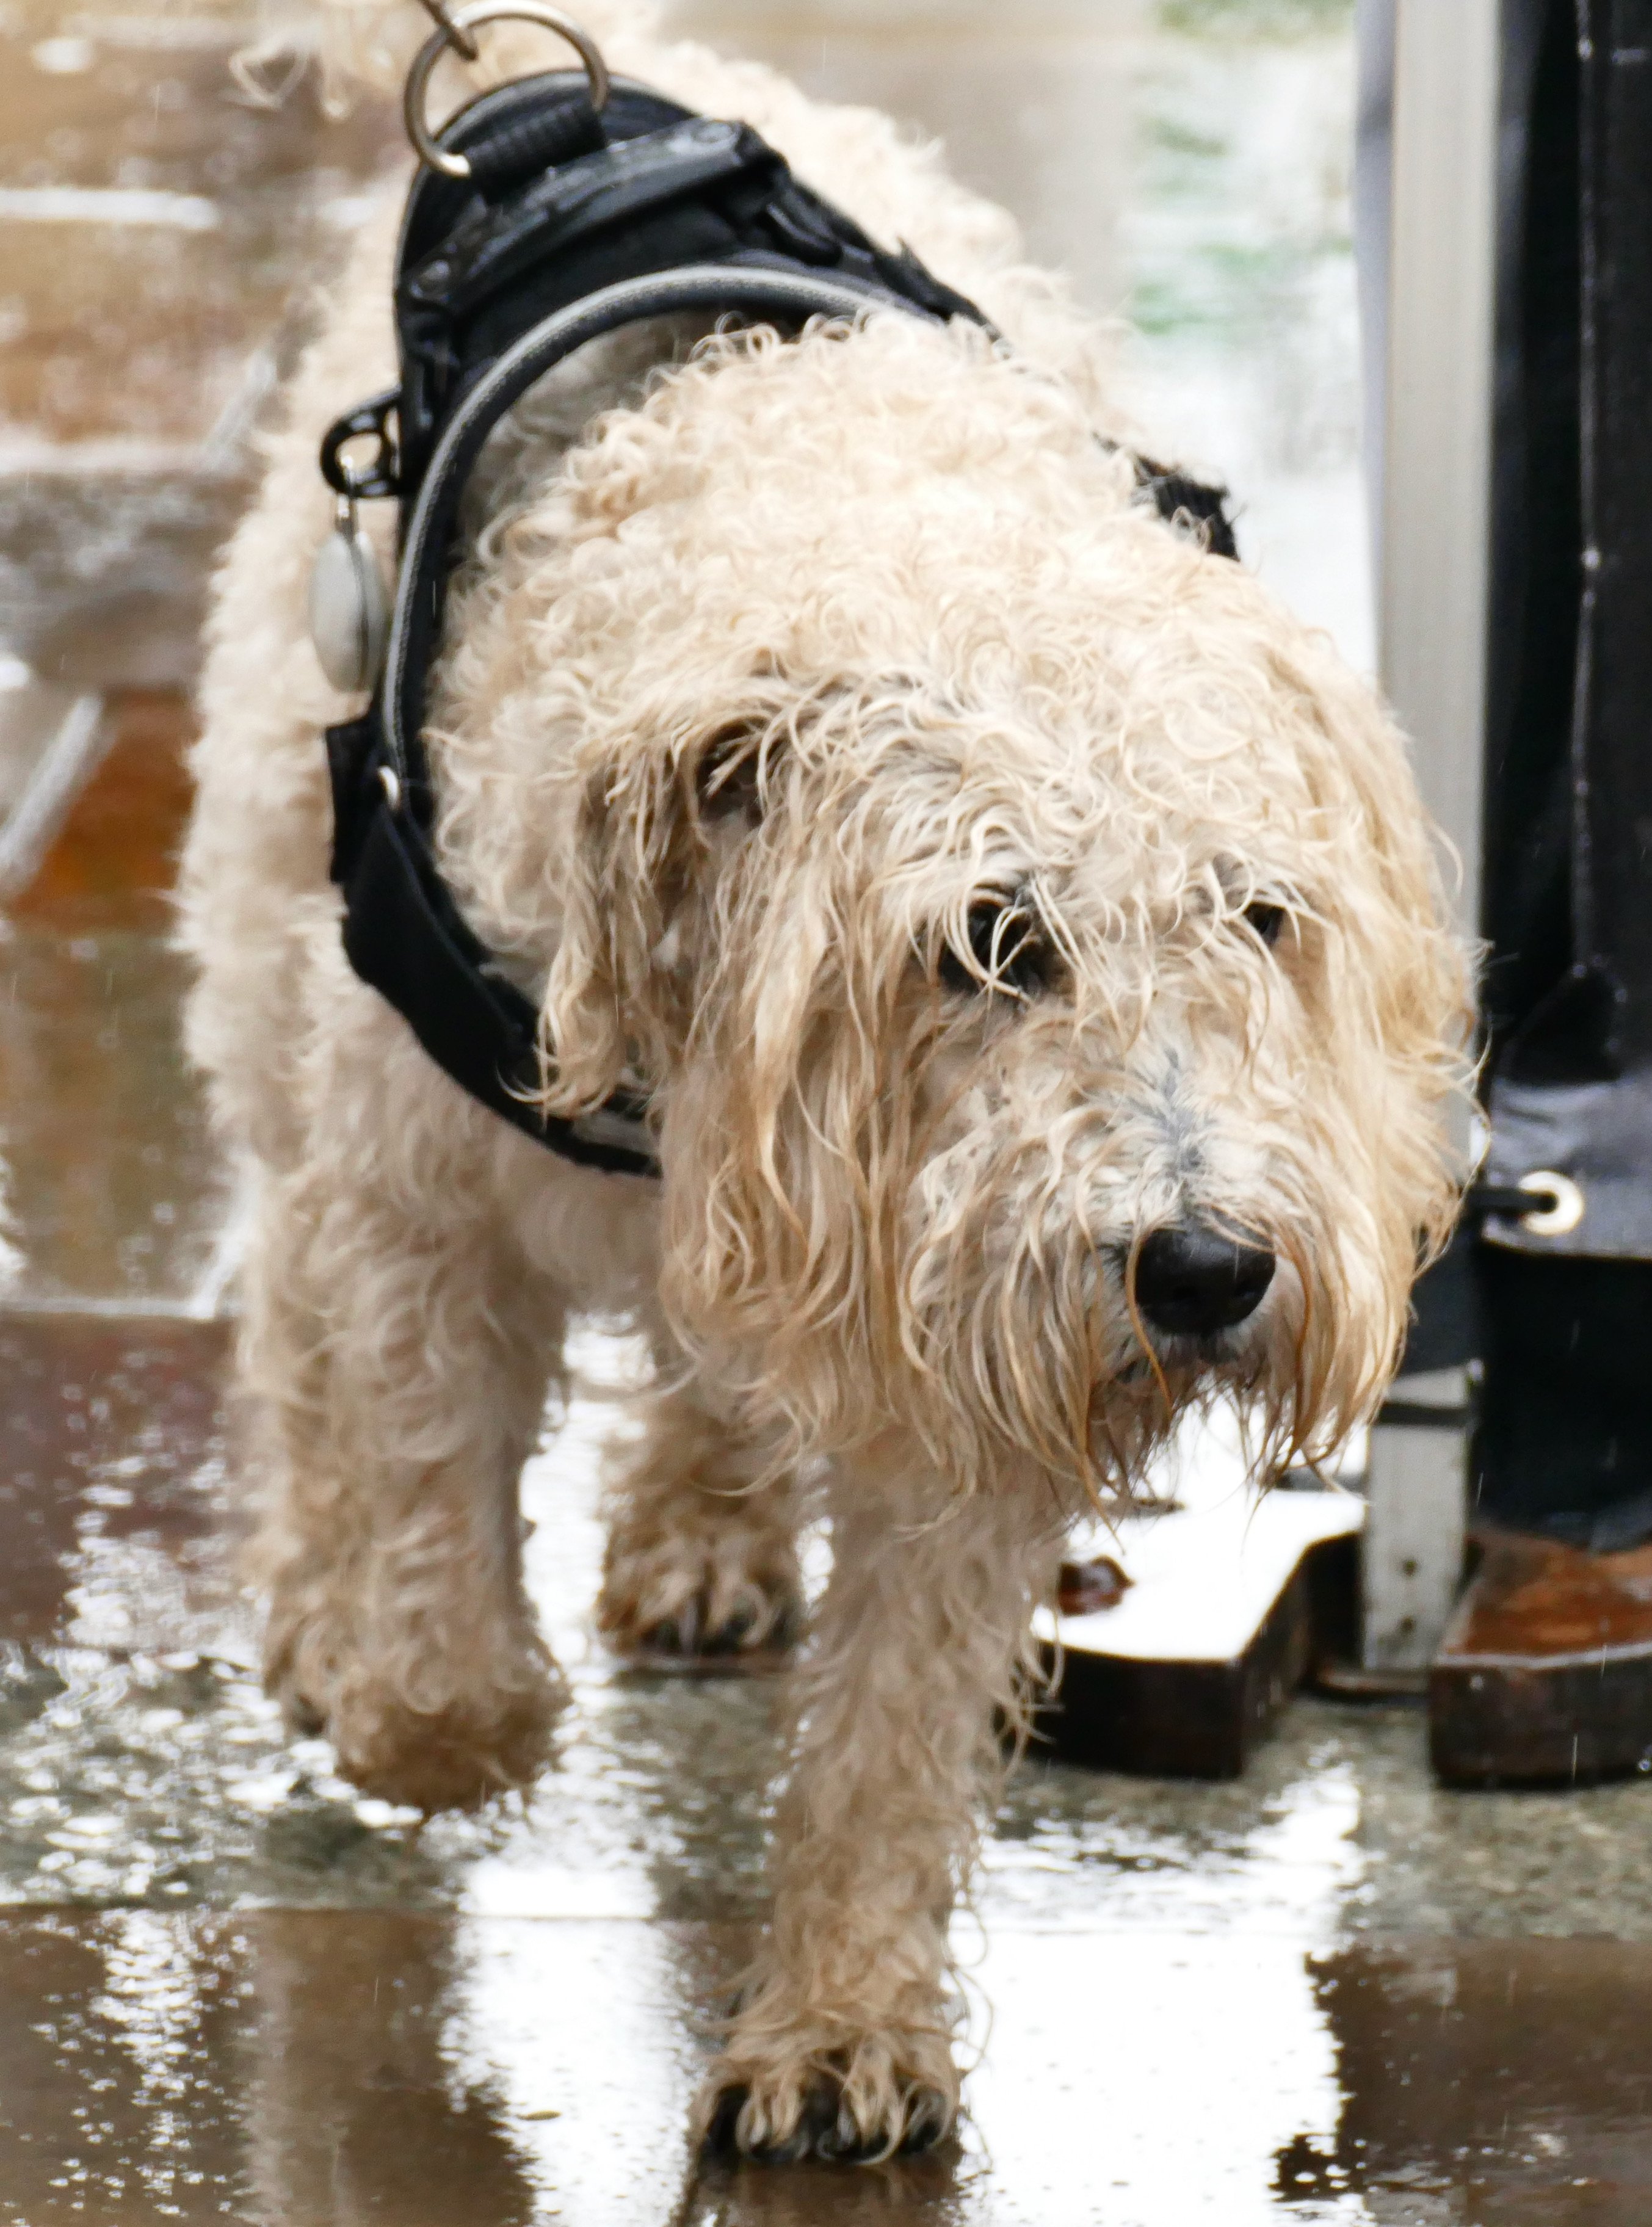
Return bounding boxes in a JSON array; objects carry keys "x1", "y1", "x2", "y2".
[
  {"x1": 0, "y1": 0, "x2": 400, "y2": 687},
  {"x1": 2, "y1": 1914, "x2": 1651, "y2": 2225},
  {"x1": 4, "y1": 3, "x2": 1652, "y2": 2223},
  {"x1": 1, "y1": 693, "x2": 235, "y2": 1315}
]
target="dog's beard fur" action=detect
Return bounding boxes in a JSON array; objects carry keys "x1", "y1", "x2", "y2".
[{"x1": 426, "y1": 316, "x2": 1472, "y2": 1507}]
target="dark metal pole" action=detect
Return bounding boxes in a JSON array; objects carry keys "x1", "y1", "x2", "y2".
[
  {"x1": 1432, "y1": 0, "x2": 1652, "y2": 1784},
  {"x1": 1477, "y1": 0, "x2": 1652, "y2": 1539}
]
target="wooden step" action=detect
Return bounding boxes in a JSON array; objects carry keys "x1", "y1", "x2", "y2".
[{"x1": 1033, "y1": 1448, "x2": 1363, "y2": 1780}]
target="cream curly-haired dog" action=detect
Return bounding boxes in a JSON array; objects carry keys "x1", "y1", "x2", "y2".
[{"x1": 180, "y1": 0, "x2": 1467, "y2": 2162}]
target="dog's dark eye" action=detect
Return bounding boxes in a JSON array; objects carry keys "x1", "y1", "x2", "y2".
[
  {"x1": 940, "y1": 897, "x2": 1047, "y2": 998},
  {"x1": 1243, "y1": 902, "x2": 1285, "y2": 947}
]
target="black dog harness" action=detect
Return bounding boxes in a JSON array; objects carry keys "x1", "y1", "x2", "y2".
[{"x1": 316, "y1": 8, "x2": 1237, "y2": 1179}]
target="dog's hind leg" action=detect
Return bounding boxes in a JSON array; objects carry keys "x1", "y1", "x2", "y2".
[
  {"x1": 698, "y1": 1450, "x2": 1059, "y2": 2161},
  {"x1": 596, "y1": 1353, "x2": 803, "y2": 1667},
  {"x1": 242, "y1": 1021, "x2": 568, "y2": 1812}
]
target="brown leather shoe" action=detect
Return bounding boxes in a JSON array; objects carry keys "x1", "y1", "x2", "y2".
[{"x1": 1430, "y1": 1527, "x2": 1652, "y2": 1786}]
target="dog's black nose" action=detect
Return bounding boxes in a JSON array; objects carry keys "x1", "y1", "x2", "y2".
[{"x1": 1134, "y1": 1224, "x2": 1276, "y2": 1336}]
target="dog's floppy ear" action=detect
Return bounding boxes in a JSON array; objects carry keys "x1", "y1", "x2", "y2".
[
  {"x1": 540, "y1": 667, "x2": 842, "y2": 1117},
  {"x1": 539, "y1": 745, "x2": 684, "y2": 1116},
  {"x1": 538, "y1": 709, "x2": 788, "y2": 1114}
]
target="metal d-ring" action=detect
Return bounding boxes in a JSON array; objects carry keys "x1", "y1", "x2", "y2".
[
  {"x1": 404, "y1": 1, "x2": 611, "y2": 180},
  {"x1": 1516, "y1": 1168, "x2": 1585, "y2": 1237}
]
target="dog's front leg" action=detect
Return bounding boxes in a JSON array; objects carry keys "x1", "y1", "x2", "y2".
[
  {"x1": 700, "y1": 1451, "x2": 1057, "y2": 2161},
  {"x1": 247, "y1": 1151, "x2": 567, "y2": 1813},
  {"x1": 598, "y1": 1349, "x2": 803, "y2": 1667}
]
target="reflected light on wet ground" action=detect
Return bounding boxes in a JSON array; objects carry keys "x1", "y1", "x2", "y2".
[
  {"x1": 0, "y1": 1883, "x2": 1650, "y2": 2220},
  {"x1": 0, "y1": 697, "x2": 237, "y2": 1316}
]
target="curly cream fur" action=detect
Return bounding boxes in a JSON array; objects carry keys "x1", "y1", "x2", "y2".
[{"x1": 179, "y1": 0, "x2": 1471, "y2": 2162}]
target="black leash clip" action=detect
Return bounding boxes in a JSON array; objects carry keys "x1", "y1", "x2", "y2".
[{"x1": 321, "y1": 389, "x2": 402, "y2": 502}]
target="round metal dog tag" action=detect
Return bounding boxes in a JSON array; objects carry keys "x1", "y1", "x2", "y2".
[{"x1": 308, "y1": 501, "x2": 389, "y2": 693}]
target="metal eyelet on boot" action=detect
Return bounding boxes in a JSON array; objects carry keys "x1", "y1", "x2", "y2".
[{"x1": 1516, "y1": 1168, "x2": 1585, "y2": 1237}]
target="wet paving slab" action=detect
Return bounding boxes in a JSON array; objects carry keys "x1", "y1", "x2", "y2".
[
  {"x1": 0, "y1": 929, "x2": 229, "y2": 1311},
  {"x1": 0, "y1": 1315, "x2": 234, "y2": 1655}
]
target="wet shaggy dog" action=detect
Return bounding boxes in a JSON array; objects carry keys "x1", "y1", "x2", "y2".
[{"x1": 180, "y1": 0, "x2": 1469, "y2": 2162}]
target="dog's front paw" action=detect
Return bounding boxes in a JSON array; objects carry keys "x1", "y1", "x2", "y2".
[
  {"x1": 599, "y1": 1524, "x2": 802, "y2": 1669},
  {"x1": 697, "y1": 2034, "x2": 958, "y2": 2163},
  {"x1": 314, "y1": 1656, "x2": 564, "y2": 1813}
]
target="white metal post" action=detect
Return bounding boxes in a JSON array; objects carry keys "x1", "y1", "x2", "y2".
[
  {"x1": 1380, "y1": 0, "x2": 1500, "y2": 930},
  {"x1": 1361, "y1": 0, "x2": 1501, "y2": 1674}
]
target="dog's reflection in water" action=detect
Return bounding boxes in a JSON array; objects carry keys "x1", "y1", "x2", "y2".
[{"x1": 245, "y1": 1912, "x2": 537, "y2": 2225}]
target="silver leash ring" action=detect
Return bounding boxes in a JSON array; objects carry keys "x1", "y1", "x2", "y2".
[
  {"x1": 414, "y1": 0, "x2": 480, "y2": 65},
  {"x1": 405, "y1": 2, "x2": 611, "y2": 181}
]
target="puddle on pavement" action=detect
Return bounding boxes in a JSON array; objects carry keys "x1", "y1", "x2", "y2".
[
  {"x1": 0, "y1": 931, "x2": 231, "y2": 1309},
  {"x1": 0, "y1": 1316, "x2": 234, "y2": 1651},
  {"x1": 0, "y1": 1910, "x2": 1650, "y2": 2225}
]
